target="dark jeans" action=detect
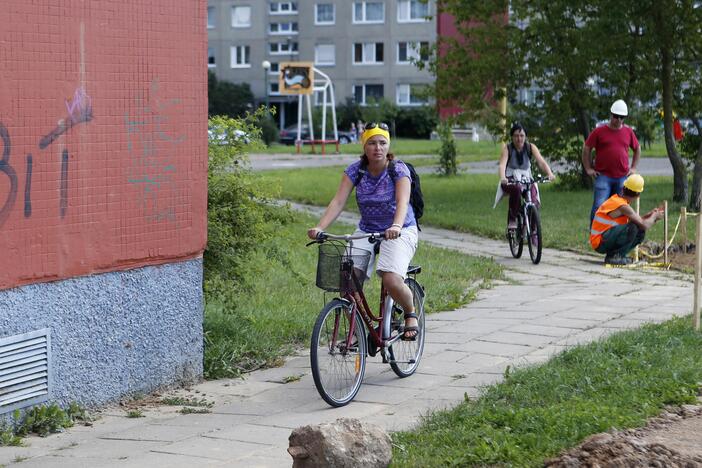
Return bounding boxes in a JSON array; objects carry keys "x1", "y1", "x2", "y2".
[
  {"x1": 501, "y1": 182, "x2": 539, "y2": 225},
  {"x1": 595, "y1": 223, "x2": 645, "y2": 257},
  {"x1": 590, "y1": 174, "x2": 626, "y2": 223}
]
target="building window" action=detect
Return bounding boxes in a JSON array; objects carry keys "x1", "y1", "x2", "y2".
[
  {"x1": 269, "y1": 41, "x2": 299, "y2": 55},
  {"x1": 353, "y1": 42, "x2": 384, "y2": 64},
  {"x1": 270, "y1": 82, "x2": 281, "y2": 95},
  {"x1": 230, "y1": 45, "x2": 251, "y2": 68},
  {"x1": 315, "y1": 44, "x2": 335, "y2": 66},
  {"x1": 269, "y1": 22, "x2": 299, "y2": 34},
  {"x1": 232, "y1": 6, "x2": 252, "y2": 28},
  {"x1": 208, "y1": 47, "x2": 216, "y2": 68},
  {"x1": 397, "y1": 41, "x2": 429, "y2": 64},
  {"x1": 207, "y1": 6, "x2": 215, "y2": 28},
  {"x1": 353, "y1": 84, "x2": 384, "y2": 105},
  {"x1": 353, "y1": 1, "x2": 384, "y2": 24},
  {"x1": 270, "y1": 2, "x2": 298, "y2": 15},
  {"x1": 315, "y1": 4, "x2": 335, "y2": 25},
  {"x1": 269, "y1": 62, "x2": 280, "y2": 74},
  {"x1": 397, "y1": 0, "x2": 429, "y2": 22},
  {"x1": 396, "y1": 83, "x2": 428, "y2": 106}
]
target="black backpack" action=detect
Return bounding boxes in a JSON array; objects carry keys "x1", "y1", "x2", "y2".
[{"x1": 354, "y1": 159, "x2": 424, "y2": 230}]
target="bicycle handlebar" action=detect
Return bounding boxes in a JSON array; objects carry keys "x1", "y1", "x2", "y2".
[
  {"x1": 505, "y1": 175, "x2": 552, "y2": 186},
  {"x1": 306, "y1": 230, "x2": 395, "y2": 246}
]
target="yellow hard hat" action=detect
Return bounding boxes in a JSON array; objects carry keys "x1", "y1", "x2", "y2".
[{"x1": 623, "y1": 174, "x2": 644, "y2": 193}]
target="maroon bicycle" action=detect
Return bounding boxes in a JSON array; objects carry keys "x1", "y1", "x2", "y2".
[{"x1": 308, "y1": 231, "x2": 425, "y2": 407}]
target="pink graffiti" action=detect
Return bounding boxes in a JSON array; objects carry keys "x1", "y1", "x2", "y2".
[{"x1": 65, "y1": 87, "x2": 92, "y2": 124}]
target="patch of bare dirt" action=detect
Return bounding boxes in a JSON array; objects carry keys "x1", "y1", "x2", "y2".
[
  {"x1": 545, "y1": 404, "x2": 702, "y2": 467},
  {"x1": 641, "y1": 241, "x2": 696, "y2": 272}
]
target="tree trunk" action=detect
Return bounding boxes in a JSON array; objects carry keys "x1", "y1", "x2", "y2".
[
  {"x1": 574, "y1": 100, "x2": 592, "y2": 188},
  {"x1": 660, "y1": 46, "x2": 688, "y2": 203}
]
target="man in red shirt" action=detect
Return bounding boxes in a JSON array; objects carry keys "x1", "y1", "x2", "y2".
[{"x1": 582, "y1": 99, "x2": 641, "y2": 224}]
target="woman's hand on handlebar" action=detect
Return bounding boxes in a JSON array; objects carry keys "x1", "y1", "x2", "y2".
[
  {"x1": 385, "y1": 224, "x2": 402, "y2": 240},
  {"x1": 307, "y1": 227, "x2": 323, "y2": 240}
]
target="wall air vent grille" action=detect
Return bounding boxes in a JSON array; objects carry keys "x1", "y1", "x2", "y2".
[{"x1": 0, "y1": 329, "x2": 51, "y2": 414}]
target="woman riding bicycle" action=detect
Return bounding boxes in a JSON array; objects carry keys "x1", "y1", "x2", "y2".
[
  {"x1": 307, "y1": 123, "x2": 419, "y2": 341},
  {"x1": 498, "y1": 122, "x2": 555, "y2": 232}
]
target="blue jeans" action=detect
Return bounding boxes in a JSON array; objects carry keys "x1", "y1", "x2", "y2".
[{"x1": 590, "y1": 174, "x2": 626, "y2": 223}]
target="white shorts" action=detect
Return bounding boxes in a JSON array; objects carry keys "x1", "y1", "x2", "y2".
[{"x1": 352, "y1": 226, "x2": 419, "y2": 280}]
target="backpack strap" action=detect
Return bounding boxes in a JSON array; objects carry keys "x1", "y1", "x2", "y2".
[
  {"x1": 387, "y1": 160, "x2": 398, "y2": 182},
  {"x1": 353, "y1": 160, "x2": 368, "y2": 187}
]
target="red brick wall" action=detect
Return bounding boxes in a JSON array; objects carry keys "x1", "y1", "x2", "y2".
[{"x1": 0, "y1": 1, "x2": 207, "y2": 290}]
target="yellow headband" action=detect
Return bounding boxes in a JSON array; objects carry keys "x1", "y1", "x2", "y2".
[{"x1": 362, "y1": 127, "x2": 390, "y2": 146}]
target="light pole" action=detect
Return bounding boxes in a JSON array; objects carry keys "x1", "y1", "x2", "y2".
[{"x1": 261, "y1": 60, "x2": 271, "y2": 111}]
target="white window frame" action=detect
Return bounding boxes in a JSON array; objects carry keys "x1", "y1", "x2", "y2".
[
  {"x1": 315, "y1": 44, "x2": 336, "y2": 66},
  {"x1": 230, "y1": 45, "x2": 251, "y2": 68},
  {"x1": 269, "y1": 41, "x2": 299, "y2": 55},
  {"x1": 315, "y1": 3, "x2": 335, "y2": 25},
  {"x1": 231, "y1": 5, "x2": 252, "y2": 28},
  {"x1": 207, "y1": 6, "x2": 216, "y2": 29},
  {"x1": 397, "y1": 41, "x2": 428, "y2": 64},
  {"x1": 269, "y1": 2, "x2": 299, "y2": 15},
  {"x1": 268, "y1": 62, "x2": 280, "y2": 75},
  {"x1": 208, "y1": 47, "x2": 216, "y2": 68},
  {"x1": 396, "y1": 83, "x2": 428, "y2": 106},
  {"x1": 269, "y1": 22, "x2": 299, "y2": 35},
  {"x1": 269, "y1": 82, "x2": 281, "y2": 96},
  {"x1": 397, "y1": 0, "x2": 430, "y2": 23},
  {"x1": 353, "y1": 84, "x2": 384, "y2": 105},
  {"x1": 352, "y1": 1, "x2": 385, "y2": 24},
  {"x1": 353, "y1": 42, "x2": 384, "y2": 65}
]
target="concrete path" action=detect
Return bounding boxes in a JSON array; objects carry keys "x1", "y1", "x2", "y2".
[
  {"x1": 249, "y1": 152, "x2": 675, "y2": 176},
  {"x1": 0, "y1": 207, "x2": 693, "y2": 467}
]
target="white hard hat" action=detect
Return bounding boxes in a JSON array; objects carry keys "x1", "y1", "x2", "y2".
[{"x1": 610, "y1": 99, "x2": 628, "y2": 116}]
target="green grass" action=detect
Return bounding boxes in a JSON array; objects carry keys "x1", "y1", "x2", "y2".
[
  {"x1": 262, "y1": 168, "x2": 683, "y2": 252},
  {"x1": 392, "y1": 316, "x2": 702, "y2": 467},
  {"x1": 203, "y1": 208, "x2": 504, "y2": 379},
  {"x1": 262, "y1": 139, "x2": 501, "y2": 162}
]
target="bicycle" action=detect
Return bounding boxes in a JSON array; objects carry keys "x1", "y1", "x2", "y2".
[
  {"x1": 307, "y1": 231, "x2": 426, "y2": 407},
  {"x1": 506, "y1": 175, "x2": 550, "y2": 264}
]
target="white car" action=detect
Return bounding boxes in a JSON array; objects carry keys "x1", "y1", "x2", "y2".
[{"x1": 208, "y1": 127, "x2": 249, "y2": 145}]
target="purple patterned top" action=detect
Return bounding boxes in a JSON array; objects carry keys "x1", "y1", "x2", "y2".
[{"x1": 344, "y1": 159, "x2": 417, "y2": 232}]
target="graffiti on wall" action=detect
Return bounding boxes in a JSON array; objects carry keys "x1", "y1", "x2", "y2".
[
  {"x1": 126, "y1": 79, "x2": 184, "y2": 222},
  {"x1": 0, "y1": 87, "x2": 93, "y2": 229}
]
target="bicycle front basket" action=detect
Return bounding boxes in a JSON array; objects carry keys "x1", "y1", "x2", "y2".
[{"x1": 316, "y1": 243, "x2": 372, "y2": 292}]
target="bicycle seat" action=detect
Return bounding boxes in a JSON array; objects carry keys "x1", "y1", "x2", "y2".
[{"x1": 406, "y1": 265, "x2": 421, "y2": 275}]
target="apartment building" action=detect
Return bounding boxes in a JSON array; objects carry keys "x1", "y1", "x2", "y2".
[{"x1": 207, "y1": 0, "x2": 436, "y2": 126}]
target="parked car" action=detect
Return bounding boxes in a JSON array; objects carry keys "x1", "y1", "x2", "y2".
[
  {"x1": 278, "y1": 124, "x2": 354, "y2": 145},
  {"x1": 208, "y1": 127, "x2": 249, "y2": 145},
  {"x1": 679, "y1": 118, "x2": 700, "y2": 136}
]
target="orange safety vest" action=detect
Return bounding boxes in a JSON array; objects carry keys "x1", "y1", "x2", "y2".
[{"x1": 590, "y1": 194, "x2": 629, "y2": 249}]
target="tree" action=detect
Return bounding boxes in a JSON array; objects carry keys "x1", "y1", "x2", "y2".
[
  {"x1": 435, "y1": 0, "x2": 603, "y2": 188},
  {"x1": 208, "y1": 71, "x2": 254, "y2": 118}
]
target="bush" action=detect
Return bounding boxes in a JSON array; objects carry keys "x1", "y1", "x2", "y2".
[
  {"x1": 361, "y1": 99, "x2": 399, "y2": 134},
  {"x1": 205, "y1": 110, "x2": 291, "y2": 302},
  {"x1": 395, "y1": 106, "x2": 439, "y2": 139},
  {"x1": 437, "y1": 122, "x2": 458, "y2": 176},
  {"x1": 336, "y1": 98, "x2": 363, "y2": 129},
  {"x1": 257, "y1": 112, "x2": 279, "y2": 146}
]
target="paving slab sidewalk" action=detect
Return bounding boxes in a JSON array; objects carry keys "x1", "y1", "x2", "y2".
[{"x1": 0, "y1": 206, "x2": 692, "y2": 467}]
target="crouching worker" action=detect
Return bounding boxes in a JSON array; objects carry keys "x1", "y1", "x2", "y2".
[{"x1": 589, "y1": 174, "x2": 664, "y2": 265}]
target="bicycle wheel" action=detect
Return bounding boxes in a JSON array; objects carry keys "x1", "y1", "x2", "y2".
[
  {"x1": 388, "y1": 278, "x2": 426, "y2": 378},
  {"x1": 527, "y1": 205, "x2": 542, "y2": 264},
  {"x1": 310, "y1": 299, "x2": 367, "y2": 407},
  {"x1": 508, "y1": 213, "x2": 524, "y2": 258}
]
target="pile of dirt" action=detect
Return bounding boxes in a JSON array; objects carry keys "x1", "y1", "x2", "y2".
[
  {"x1": 640, "y1": 241, "x2": 696, "y2": 271},
  {"x1": 545, "y1": 405, "x2": 702, "y2": 467}
]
